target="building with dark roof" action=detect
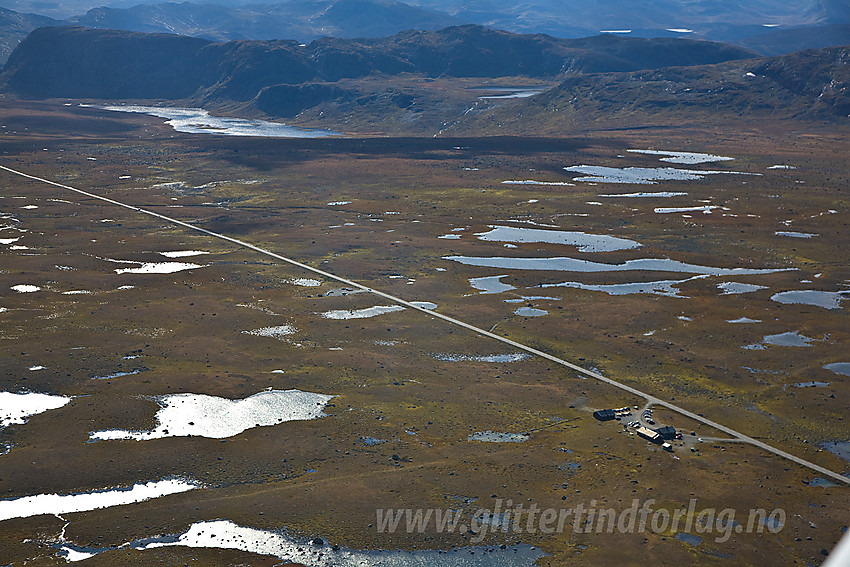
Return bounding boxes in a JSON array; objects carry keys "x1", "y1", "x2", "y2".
[
  {"x1": 654, "y1": 426, "x2": 677, "y2": 440},
  {"x1": 593, "y1": 409, "x2": 616, "y2": 421}
]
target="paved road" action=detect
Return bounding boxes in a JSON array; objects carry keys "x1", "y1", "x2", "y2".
[{"x1": 3, "y1": 163, "x2": 848, "y2": 486}]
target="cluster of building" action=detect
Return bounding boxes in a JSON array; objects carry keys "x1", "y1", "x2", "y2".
[{"x1": 593, "y1": 407, "x2": 680, "y2": 452}]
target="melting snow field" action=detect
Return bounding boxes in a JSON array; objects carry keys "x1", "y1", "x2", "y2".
[
  {"x1": 242, "y1": 325, "x2": 297, "y2": 339},
  {"x1": 597, "y1": 191, "x2": 688, "y2": 198},
  {"x1": 717, "y1": 282, "x2": 768, "y2": 295},
  {"x1": 434, "y1": 353, "x2": 531, "y2": 363},
  {"x1": 114, "y1": 262, "x2": 205, "y2": 274},
  {"x1": 159, "y1": 250, "x2": 209, "y2": 258},
  {"x1": 744, "y1": 331, "x2": 820, "y2": 349},
  {"x1": 504, "y1": 296, "x2": 560, "y2": 303},
  {"x1": 477, "y1": 88, "x2": 542, "y2": 99},
  {"x1": 501, "y1": 180, "x2": 574, "y2": 186},
  {"x1": 89, "y1": 390, "x2": 333, "y2": 441},
  {"x1": 0, "y1": 391, "x2": 71, "y2": 427},
  {"x1": 92, "y1": 369, "x2": 144, "y2": 380},
  {"x1": 474, "y1": 225, "x2": 641, "y2": 252},
  {"x1": 62, "y1": 519, "x2": 544, "y2": 565},
  {"x1": 514, "y1": 307, "x2": 547, "y2": 316},
  {"x1": 468, "y1": 431, "x2": 530, "y2": 443},
  {"x1": 775, "y1": 231, "x2": 818, "y2": 238},
  {"x1": 288, "y1": 278, "x2": 323, "y2": 286},
  {"x1": 321, "y1": 305, "x2": 404, "y2": 319},
  {"x1": 627, "y1": 149, "x2": 734, "y2": 164},
  {"x1": 654, "y1": 205, "x2": 725, "y2": 214},
  {"x1": 94, "y1": 105, "x2": 340, "y2": 138},
  {"x1": 0, "y1": 478, "x2": 199, "y2": 522},
  {"x1": 11, "y1": 284, "x2": 40, "y2": 293}
]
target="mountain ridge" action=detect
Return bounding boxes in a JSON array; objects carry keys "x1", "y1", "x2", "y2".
[
  {"x1": 69, "y1": 0, "x2": 466, "y2": 42},
  {"x1": 0, "y1": 24, "x2": 758, "y2": 101},
  {"x1": 2, "y1": 25, "x2": 846, "y2": 135},
  {"x1": 451, "y1": 45, "x2": 850, "y2": 135},
  {"x1": 2, "y1": 0, "x2": 850, "y2": 66}
]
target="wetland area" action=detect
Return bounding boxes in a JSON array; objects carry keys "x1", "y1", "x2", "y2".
[{"x1": 0, "y1": 100, "x2": 848, "y2": 566}]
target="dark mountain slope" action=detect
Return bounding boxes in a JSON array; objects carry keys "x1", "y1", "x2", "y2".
[
  {"x1": 751, "y1": 45, "x2": 850, "y2": 116},
  {"x1": 737, "y1": 23, "x2": 850, "y2": 56},
  {"x1": 457, "y1": 45, "x2": 850, "y2": 134},
  {"x1": 0, "y1": 7, "x2": 59, "y2": 64},
  {"x1": 1, "y1": 26, "x2": 214, "y2": 98},
  {"x1": 327, "y1": 27, "x2": 758, "y2": 78},
  {"x1": 0, "y1": 0, "x2": 465, "y2": 65},
  {"x1": 196, "y1": 39, "x2": 318, "y2": 101}
]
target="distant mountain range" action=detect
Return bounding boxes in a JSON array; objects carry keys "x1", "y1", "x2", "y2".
[
  {"x1": 68, "y1": 0, "x2": 465, "y2": 42},
  {"x1": 6, "y1": 0, "x2": 848, "y2": 30},
  {"x1": 1, "y1": 0, "x2": 849, "y2": 65},
  {"x1": 408, "y1": 0, "x2": 850, "y2": 33},
  {"x1": 1, "y1": 23, "x2": 847, "y2": 135},
  {"x1": 0, "y1": 25, "x2": 757, "y2": 99},
  {"x1": 0, "y1": 0, "x2": 464, "y2": 63}
]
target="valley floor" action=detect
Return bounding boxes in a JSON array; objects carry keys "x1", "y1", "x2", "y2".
[{"x1": 0, "y1": 100, "x2": 848, "y2": 566}]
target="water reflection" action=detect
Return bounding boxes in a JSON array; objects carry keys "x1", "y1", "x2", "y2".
[{"x1": 93, "y1": 105, "x2": 340, "y2": 138}]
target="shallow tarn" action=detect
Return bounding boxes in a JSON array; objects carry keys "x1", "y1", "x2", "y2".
[
  {"x1": 564, "y1": 165, "x2": 757, "y2": 185},
  {"x1": 474, "y1": 225, "x2": 641, "y2": 253},
  {"x1": 771, "y1": 290, "x2": 848, "y2": 309},
  {"x1": 468, "y1": 275, "x2": 516, "y2": 294},
  {"x1": 446, "y1": 255, "x2": 788, "y2": 277},
  {"x1": 743, "y1": 331, "x2": 820, "y2": 349},
  {"x1": 93, "y1": 105, "x2": 340, "y2": 138},
  {"x1": 822, "y1": 441, "x2": 850, "y2": 462},
  {"x1": 541, "y1": 277, "x2": 697, "y2": 298},
  {"x1": 824, "y1": 362, "x2": 850, "y2": 377}
]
